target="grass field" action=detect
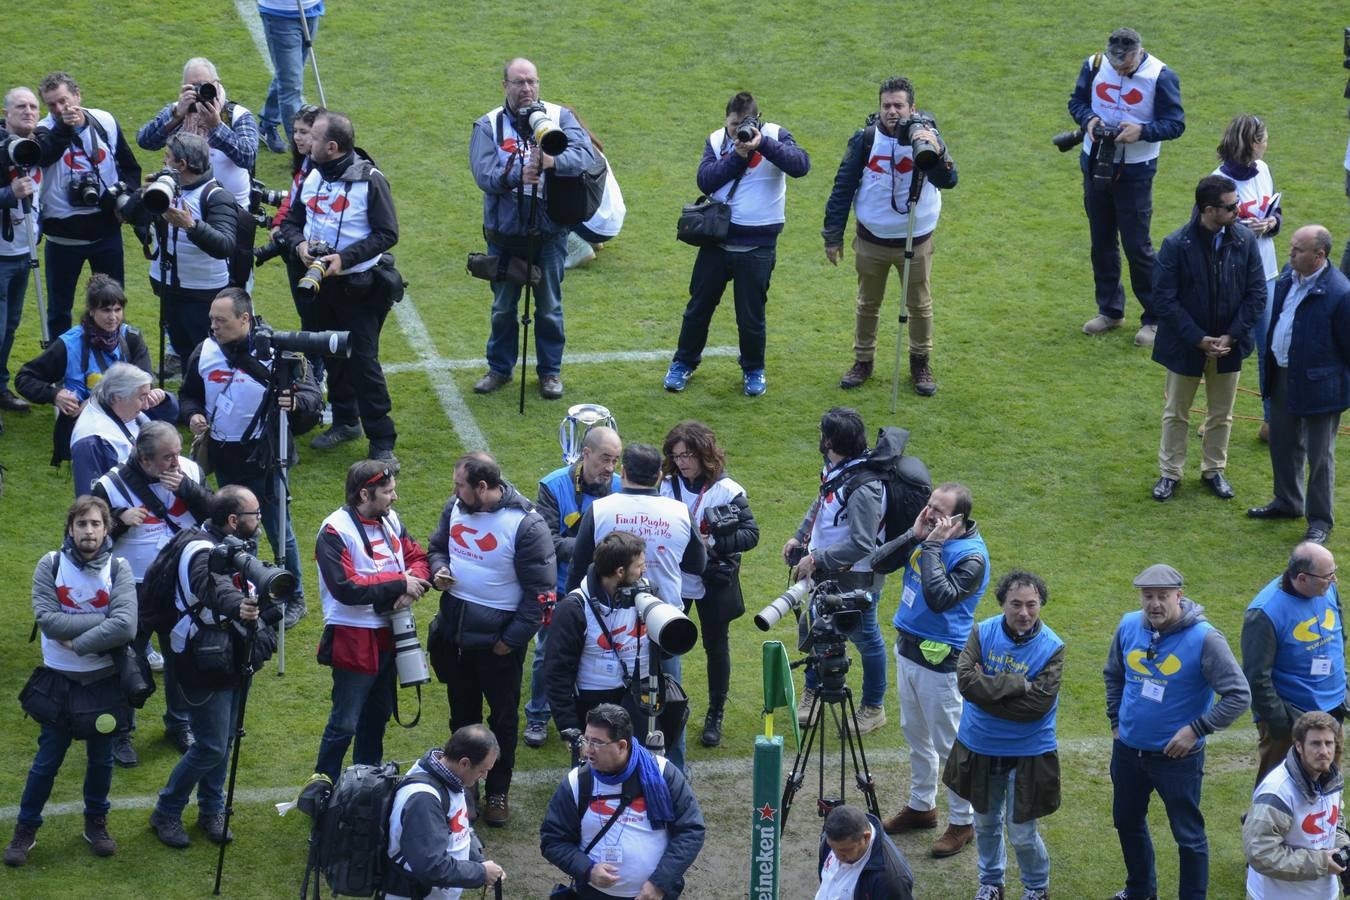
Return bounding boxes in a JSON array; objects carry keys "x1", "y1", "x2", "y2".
[{"x1": 2, "y1": 1, "x2": 1350, "y2": 897}]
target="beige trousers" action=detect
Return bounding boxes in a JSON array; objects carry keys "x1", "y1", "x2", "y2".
[
  {"x1": 852, "y1": 234, "x2": 934, "y2": 360},
  {"x1": 1158, "y1": 358, "x2": 1241, "y2": 479}
]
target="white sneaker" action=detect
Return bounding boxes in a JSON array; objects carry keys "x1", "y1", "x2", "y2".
[
  {"x1": 564, "y1": 232, "x2": 596, "y2": 270},
  {"x1": 797, "y1": 687, "x2": 819, "y2": 727},
  {"x1": 1082, "y1": 314, "x2": 1124, "y2": 335},
  {"x1": 1134, "y1": 324, "x2": 1158, "y2": 348},
  {"x1": 147, "y1": 648, "x2": 164, "y2": 673},
  {"x1": 853, "y1": 704, "x2": 887, "y2": 735}
]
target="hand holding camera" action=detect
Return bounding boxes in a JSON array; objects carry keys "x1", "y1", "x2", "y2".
[
  {"x1": 240, "y1": 595, "x2": 260, "y2": 622},
  {"x1": 10, "y1": 175, "x2": 34, "y2": 201},
  {"x1": 432, "y1": 566, "x2": 455, "y2": 592},
  {"x1": 733, "y1": 117, "x2": 762, "y2": 158}
]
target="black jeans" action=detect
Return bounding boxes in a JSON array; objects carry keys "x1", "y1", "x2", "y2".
[
  {"x1": 314, "y1": 274, "x2": 395, "y2": 451},
  {"x1": 688, "y1": 595, "x2": 731, "y2": 708},
  {"x1": 674, "y1": 243, "x2": 775, "y2": 373},
  {"x1": 151, "y1": 281, "x2": 223, "y2": 360},
  {"x1": 446, "y1": 644, "x2": 525, "y2": 797},
  {"x1": 1082, "y1": 164, "x2": 1156, "y2": 324}
]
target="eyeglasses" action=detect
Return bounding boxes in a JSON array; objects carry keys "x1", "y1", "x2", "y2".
[
  {"x1": 671, "y1": 452, "x2": 697, "y2": 462},
  {"x1": 236, "y1": 510, "x2": 263, "y2": 519},
  {"x1": 506, "y1": 78, "x2": 539, "y2": 87},
  {"x1": 1305, "y1": 569, "x2": 1338, "y2": 582},
  {"x1": 576, "y1": 736, "x2": 616, "y2": 750}
]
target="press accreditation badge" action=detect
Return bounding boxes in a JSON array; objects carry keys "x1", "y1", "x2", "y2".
[
  {"x1": 215, "y1": 393, "x2": 235, "y2": 420},
  {"x1": 1141, "y1": 680, "x2": 1166, "y2": 703},
  {"x1": 1312, "y1": 657, "x2": 1333, "y2": 676},
  {"x1": 600, "y1": 845, "x2": 623, "y2": 865},
  {"x1": 901, "y1": 584, "x2": 916, "y2": 608}
]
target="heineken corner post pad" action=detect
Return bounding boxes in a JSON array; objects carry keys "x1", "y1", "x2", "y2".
[{"x1": 752, "y1": 640, "x2": 791, "y2": 899}]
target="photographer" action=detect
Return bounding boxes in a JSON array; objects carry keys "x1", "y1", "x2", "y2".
[
  {"x1": 1, "y1": 85, "x2": 53, "y2": 415},
  {"x1": 659, "y1": 421, "x2": 759, "y2": 747},
  {"x1": 136, "y1": 58, "x2": 257, "y2": 210},
  {"x1": 427, "y1": 451, "x2": 554, "y2": 826},
  {"x1": 870, "y1": 482, "x2": 988, "y2": 858},
  {"x1": 312, "y1": 460, "x2": 431, "y2": 783},
  {"x1": 540, "y1": 703, "x2": 704, "y2": 900},
  {"x1": 822, "y1": 76, "x2": 956, "y2": 395},
  {"x1": 543, "y1": 532, "x2": 655, "y2": 746},
  {"x1": 149, "y1": 485, "x2": 279, "y2": 849},
  {"x1": 469, "y1": 57, "x2": 596, "y2": 400},
  {"x1": 1243, "y1": 711, "x2": 1348, "y2": 898},
  {"x1": 1070, "y1": 27, "x2": 1185, "y2": 347},
  {"x1": 277, "y1": 110, "x2": 400, "y2": 461},
  {"x1": 816, "y1": 804, "x2": 914, "y2": 900},
  {"x1": 17, "y1": 275, "x2": 176, "y2": 468},
  {"x1": 568, "y1": 443, "x2": 706, "y2": 772},
  {"x1": 180, "y1": 288, "x2": 321, "y2": 627},
  {"x1": 92, "y1": 421, "x2": 211, "y2": 766},
  {"x1": 120, "y1": 132, "x2": 239, "y2": 357},
  {"x1": 70, "y1": 361, "x2": 164, "y2": 496},
  {"x1": 35, "y1": 72, "x2": 141, "y2": 338},
  {"x1": 782, "y1": 408, "x2": 888, "y2": 736},
  {"x1": 526, "y1": 425, "x2": 623, "y2": 748},
  {"x1": 662, "y1": 91, "x2": 809, "y2": 397},
  {"x1": 5, "y1": 496, "x2": 135, "y2": 868}
]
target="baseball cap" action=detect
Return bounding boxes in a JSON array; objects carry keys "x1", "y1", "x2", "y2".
[{"x1": 1132, "y1": 563, "x2": 1183, "y2": 589}]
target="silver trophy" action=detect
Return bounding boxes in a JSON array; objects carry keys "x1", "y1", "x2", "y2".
[{"x1": 559, "y1": 403, "x2": 617, "y2": 465}]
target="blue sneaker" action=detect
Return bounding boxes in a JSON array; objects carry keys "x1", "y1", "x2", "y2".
[
  {"x1": 743, "y1": 369, "x2": 766, "y2": 396},
  {"x1": 664, "y1": 361, "x2": 693, "y2": 392}
]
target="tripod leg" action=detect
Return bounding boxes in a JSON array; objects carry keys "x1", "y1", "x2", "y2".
[
  {"x1": 840, "y1": 690, "x2": 881, "y2": 819},
  {"x1": 213, "y1": 634, "x2": 257, "y2": 894},
  {"x1": 780, "y1": 693, "x2": 823, "y2": 830}
]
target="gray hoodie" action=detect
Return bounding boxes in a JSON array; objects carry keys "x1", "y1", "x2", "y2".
[{"x1": 32, "y1": 538, "x2": 137, "y2": 682}]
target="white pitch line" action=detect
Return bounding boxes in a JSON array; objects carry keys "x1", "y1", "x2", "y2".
[
  {"x1": 381, "y1": 345, "x2": 740, "y2": 376},
  {"x1": 0, "y1": 728, "x2": 1245, "y2": 821},
  {"x1": 233, "y1": 2, "x2": 488, "y2": 451}
]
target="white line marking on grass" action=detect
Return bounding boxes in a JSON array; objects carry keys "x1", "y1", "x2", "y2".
[
  {"x1": 380, "y1": 346, "x2": 739, "y2": 376},
  {"x1": 0, "y1": 729, "x2": 1243, "y2": 820},
  {"x1": 391, "y1": 297, "x2": 488, "y2": 450},
  {"x1": 234, "y1": 0, "x2": 273, "y2": 64}
]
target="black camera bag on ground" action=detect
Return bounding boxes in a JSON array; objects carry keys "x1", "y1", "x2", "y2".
[
  {"x1": 545, "y1": 154, "x2": 608, "y2": 225},
  {"x1": 822, "y1": 426, "x2": 932, "y2": 543}
]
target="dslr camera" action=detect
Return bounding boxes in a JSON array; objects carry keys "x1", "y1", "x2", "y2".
[
  {"x1": 513, "y1": 102, "x2": 568, "y2": 155},
  {"x1": 735, "y1": 115, "x2": 760, "y2": 143},
  {"x1": 1088, "y1": 123, "x2": 1122, "y2": 189},
  {"x1": 1332, "y1": 845, "x2": 1350, "y2": 894},
  {"x1": 69, "y1": 171, "x2": 103, "y2": 208},
  {"x1": 193, "y1": 82, "x2": 218, "y2": 107},
  {"x1": 297, "y1": 240, "x2": 335, "y2": 294},
  {"x1": 209, "y1": 534, "x2": 293, "y2": 624},
  {"x1": 896, "y1": 113, "x2": 941, "y2": 168},
  {"x1": 253, "y1": 233, "x2": 291, "y2": 267}
]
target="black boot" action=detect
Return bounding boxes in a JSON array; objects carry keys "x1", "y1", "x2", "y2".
[
  {"x1": 701, "y1": 698, "x2": 726, "y2": 747},
  {"x1": 910, "y1": 353, "x2": 937, "y2": 396}
]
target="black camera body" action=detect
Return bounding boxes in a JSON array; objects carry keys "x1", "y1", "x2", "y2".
[
  {"x1": 1088, "y1": 124, "x2": 1123, "y2": 190},
  {"x1": 209, "y1": 534, "x2": 293, "y2": 622},
  {"x1": 896, "y1": 113, "x2": 941, "y2": 168},
  {"x1": 514, "y1": 102, "x2": 568, "y2": 155},
  {"x1": 1332, "y1": 845, "x2": 1350, "y2": 894},
  {"x1": 68, "y1": 171, "x2": 102, "y2": 208},
  {"x1": 253, "y1": 234, "x2": 291, "y2": 267},
  {"x1": 703, "y1": 503, "x2": 740, "y2": 536},
  {"x1": 193, "y1": 82, "x2": 218, "y2": 106},
  {"x1": 249, "y1": 178, "x2": 286, "y2": 213},
  {"x1": 297, "y1": 240, "x2": 335, "y2": 294},
  {"x1": 735, "y1": 115, "x2": 760, "y2": 143}
]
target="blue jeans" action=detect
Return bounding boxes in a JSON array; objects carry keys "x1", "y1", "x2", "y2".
[
  {"x1": 1082, "y1": 163, "x2": 1156, "y2": 324},
  {"x1": 1110, "y1": 739, "x2": 1208, "y2": 900},
  {"x1": 974, "y1": 767, "x2": 1050, "y2": 890},
  {"x1": 805, "y1": 599, "x2": 888, "y2": 708},
  {"x1": 674, "y1": 244, "x2": 775, "y2": 373},
  {"x1": 0, "y1": 253, "x2": 29, "y2": 389},
  {"x1": 157, "y1": 682, "x2": 240, "y2": 818},
  {"x1": 44, "y1": 234, "x2": 124, "y2": 338},
  {"x1": 314, "y1": 650, "x2": 395, "y2": 782},
  {"x1": 525, "y1": 623, "x2": 550, "y2": 726},
  {"x1": 259, "y1": 11, "x2": 320, "y2": 141},
  {"x1": 1255, "y1": 276, "x2": 1275, "y2": 422},
  {"x1": 486, "y1": 234, "x2": 566, "y2": 378},
  {"x1": 18, "y1": 721, "x2": 114, "y2": 826}
]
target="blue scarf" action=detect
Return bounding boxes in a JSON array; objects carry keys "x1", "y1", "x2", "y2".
[{"x1": 590, "y1": 741, "x2": 674, "y2": 827}]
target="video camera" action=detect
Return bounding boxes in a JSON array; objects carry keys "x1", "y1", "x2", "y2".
[
  {"x1": 614, "y1": 580, "x2": 698, "y2": 655},
  {"x1": 252, "y1": 315, "x2": 352, "y2": 360},
  {"x1": 514, "y1": 102, "x2": 568, "y2": 155},
  {"x1": 209, "y1": 534, "x2": 293, "y2": 624},
  {"x1": 755, "y1": 578, "x2": 872, "y2": 692}
]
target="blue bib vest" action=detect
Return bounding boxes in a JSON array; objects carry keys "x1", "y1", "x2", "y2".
[
  {"x1": 1248, "y1": 577, "x2": 1346, "y2": 719},
  {"x1": 1116, "y1": 610, "x2": 1216, "y2": 751},
  {"x1": 957, "y1": 617, "x2": 1062, "y2": 756},
  {"x1": 892, "y1": 532, "x2": 990, "y2": 647},
  {"x1": 59, "y1": 325, "x2": 129, "y2": 400},
  {"x1": 539, "y1": 464, "x2": 621, "y2": 593}
]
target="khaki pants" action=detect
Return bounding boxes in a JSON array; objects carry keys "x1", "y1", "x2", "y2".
[
  {"x1": 1158, "y1": 359, "x2": 1240, "y2": 479},
  {"x1": 853, "y1": 234, "x2": 934, "y2": 360}
]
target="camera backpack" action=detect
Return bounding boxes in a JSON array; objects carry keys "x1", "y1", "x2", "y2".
[
  {"x1": 139, "y1": 527, "x2": 208, "y2": 633},
  {"x1": 305, "y1": 761, "x2": 447, "y2": 898},
  {"x1": 823, "y1": 426, "x2": 932, "y2": 544}
]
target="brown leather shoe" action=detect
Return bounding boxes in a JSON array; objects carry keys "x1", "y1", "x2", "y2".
[
  {"x1": 930, "y1": 822, "x2": 974, "y2": 857},
  {"x1": 881, "y1": 805, "x2": 937, "y2": 834},
  {"x1": 483, "y1": 793, "x2": 509, "y2": 827},
  {"x1": 910, "y1": 353, "x2": 937, "y2": 396},
  {"x1": 840, "y1": 360, "x2": 873, "y2": 389}
]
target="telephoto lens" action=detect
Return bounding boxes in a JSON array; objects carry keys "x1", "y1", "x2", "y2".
[
  {"x1": 755, "y1": 579, "x2": 813, "y2": 631},
  {"x1": 297, "y1": 241, "x2": 335, "y2": 294},
  {"x1": 388, "y1": 607, "x2": 431, "y2": 687}
]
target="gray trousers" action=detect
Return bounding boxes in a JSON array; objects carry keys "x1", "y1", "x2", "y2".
[{"x1": 1268, "y1": 366, "x2": 1341, "y2": 530}]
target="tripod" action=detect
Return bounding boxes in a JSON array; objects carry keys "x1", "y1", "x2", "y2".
[
  {"x1": 293, "y1": 0, "x2": 327, "y2": 108},
  {"x1": 780, "y1": 652, "x2": 879, "y2": 830},
  {"x1": 889, "y1": 169, "x2": 927, "y2": 414},
  {"x1": 263, "y1": 349, "x2": 304, "y2": 675},
  {"x1": 213, "y1": 619, "x2": 263, "y2": 894},
  {"x1": 512, "y1": 145, "x2": 542, "y2": 416},
  {"x1": 19, "y1": 195, "x2": 49, "y2": 347}
]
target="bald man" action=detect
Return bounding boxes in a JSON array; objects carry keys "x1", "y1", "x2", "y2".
[{"x1": 1248, "y1": 226, "x2": 1350, "y2": 544}]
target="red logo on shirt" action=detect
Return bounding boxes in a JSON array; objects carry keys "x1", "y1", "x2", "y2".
[
  {"x1": 747, "y1": 151, "x2": 763, "y2": 168},
  {"x1": 450, "y1": 523, "x2": 498, "y2": 553},
  {"x1": 305, "y1": 194, "x2": 330, "y2": 214},
  {"x1": 596, "y1": 621, "x2": 644, "y2": 652},
  {"x1": 1238, "y1": 196, "x2": 1272, "y2": 220},
  {"x1": 206, "y1": 369, "x2": 234, "y2": 383},
  {"x1": 590, "y1": 796, "x2": 646, "y2": 816},
  {"x1": 865, "y1": 154, "x2": 913, "y2": 175},
  {"x1": 62, "y1": 147, "x2": 107, "y2": 171},
  {"x1": 329, "y1": 194, "x2": 350, "y2": 213},
  {"x1": 1302, "y1": 807, "x2": 1339, "y2": 835},
  {"x1": 501, "y1": 138, "x2": 518, "y2": 155},
  {"x1": 447, "y1": 808, "x2": 466, "y2": 833},
  {"x1": 1095, "y1": 82, "x2": 1144, "y2": 106},
  {"x1": 56, "y1": 585, "x2": 110, "y2": 609}
]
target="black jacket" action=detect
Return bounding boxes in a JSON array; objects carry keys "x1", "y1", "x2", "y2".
[
  {"x1": 91, "y1": 456, "x2": 213, "y2": 542},
  {"x1": 381, "y1": 750, "x2": 486, "y2": 898},
  {"x1": 276, "y1": 150, "x2": 398, "y2": 271},
  {"x1": 1152, "y1": 215, "x2": 1268, "y2": 377},
  {"x1": 427, "y1": 481, "x2": 555, "y2": 650},
  {"x1": 1262, "y1": 264, "x2": 1350, "y2": 416},
  {"x1": 668, "y1": 473, "x2": 759, "y2": 622},
  {"x1": 120, "y1": 170, "x2": 238, "y2": 282},
  {"x1": 815, "y1": 813, "x2": 914, "y2": 899}
]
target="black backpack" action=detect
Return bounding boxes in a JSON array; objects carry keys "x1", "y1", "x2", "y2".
[
  {"x1": 139, "y1": 528, "x2": 208, "y2": 633},
  {"x1": 305, "y1": 761, "x2": 446, "y2": 898},
  {"x1": 545, "y1": 153, "x2": 608, "y2": 225},
  {"x1": 822, "y1": 426, "x2": 932, "y2": 543}
]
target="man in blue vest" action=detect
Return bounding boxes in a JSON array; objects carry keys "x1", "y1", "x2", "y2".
[
  {"x1": 1070, "y1": 27, "x2": 1185, "y2": 348},
  {"x1": 1104, "y1": 563, "x2": 1250, "y2": 900},
  {"x1": 944, "y1": 570, "x2": 1061, "y2": 900},
  {"x1": 1241, "y1": 542, "x2": 1347, "y2": 784},
  {"x1": 525, "y1": 425, "x2": 622, "y2": 748},
  {"x1": 871, "y1": 482, "x2": 988, "y2": 858}
]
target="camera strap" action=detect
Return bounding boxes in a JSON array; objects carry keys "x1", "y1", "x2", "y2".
[
  {"x1": 110, "y1": 464, "x2": 180, "y2": 534},
  {"x1": 582, "y1": 589, "x2": 641, "y2": 687}
]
